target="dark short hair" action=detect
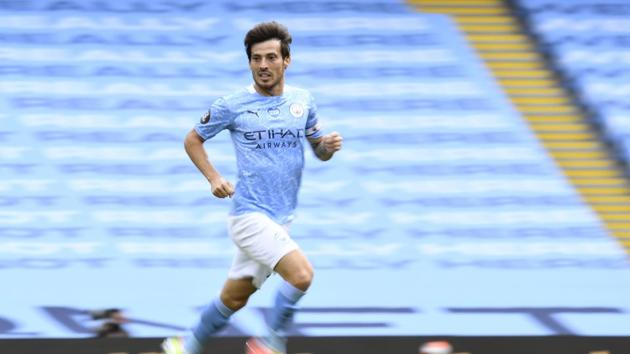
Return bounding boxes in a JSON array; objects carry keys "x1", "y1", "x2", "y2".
[{"x1": 244, "y1": 21, "x2": 292, "y2": 61}]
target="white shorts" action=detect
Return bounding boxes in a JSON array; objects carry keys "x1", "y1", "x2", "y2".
[{"x1": 227, "y1": 212, "x2": 299, "y2": 288}]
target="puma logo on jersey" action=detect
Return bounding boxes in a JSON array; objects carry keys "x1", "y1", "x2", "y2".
[{"x1": 246, "y1": 110, "x2": 259, "y2": 118}]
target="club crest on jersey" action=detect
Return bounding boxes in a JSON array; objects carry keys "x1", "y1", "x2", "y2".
[
  {"x1": 200, "y1": 111, "x2": 211, "y2": 124},
  {"x1": 289, "y1": 103, "x2": 304, "y2": 118}
]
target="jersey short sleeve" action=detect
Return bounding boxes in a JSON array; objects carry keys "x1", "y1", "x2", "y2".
[
  {"x1": 194, "y1": 97, "x2": 234, "y2": 140},
  {"x1": 305, "y1": 92, "x2": 323, "y2": 139}
]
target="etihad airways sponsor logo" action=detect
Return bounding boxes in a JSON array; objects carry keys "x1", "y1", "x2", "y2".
[
  {"x1": 243, "y1": 128, "x2": 304, "y2": 141},
  {"x1": 243, "y1": 128, "x2": 305, "y2": 150}
]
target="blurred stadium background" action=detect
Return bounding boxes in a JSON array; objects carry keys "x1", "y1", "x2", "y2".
[{"x1": 1, "y1": 0, "x2": 630, "y2": 353}]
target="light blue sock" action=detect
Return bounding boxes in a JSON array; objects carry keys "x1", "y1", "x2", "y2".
[
  {"x1": 264, "y1": 281, "x2": 305, "y2": 352},
  {"x1": 185, "y1": 297, "x2": 234, "y2": 354}
]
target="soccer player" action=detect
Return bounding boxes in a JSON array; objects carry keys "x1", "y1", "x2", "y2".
[{"x1": 161, "y1": 21, "x2": 343, "y2": 354}]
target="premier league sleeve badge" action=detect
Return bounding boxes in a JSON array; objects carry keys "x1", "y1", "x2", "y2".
[{"x1": 200, "y1": 110, "x2": 211, "y2": 124}]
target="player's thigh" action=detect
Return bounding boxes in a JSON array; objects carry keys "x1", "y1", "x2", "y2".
[
  {"x1": 228, "y1": 247, "x2": 273, "y2": 289},
  {"x1": 274, "y1": 249, "x2": 314, "y2": 290},
  {"x1": 228, "y1": 212, "x2": 298, "y2": 269}
]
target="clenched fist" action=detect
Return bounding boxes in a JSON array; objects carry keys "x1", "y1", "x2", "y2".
[
  {"x1": 322, "y1": 131, "x2": 343, "y2": 153},
  {"x1": 209, "y1": 176, "x2": 235, "y2": 199}
]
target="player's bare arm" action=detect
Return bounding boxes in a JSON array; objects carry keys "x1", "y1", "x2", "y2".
[
  {"x1": 184, "y1": 129, "x2": 235, "y2": 198},
  {"x1": 308, "y1": 131, "x2": 343, "y2": 161}
]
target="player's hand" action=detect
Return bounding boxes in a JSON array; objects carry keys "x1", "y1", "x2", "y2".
[
  {"x1": 322, "y1": 131, "x2": 343, "y2": 153},
  {"x1": 209, "y1": 176, "x2": 234, "y2": 199}
]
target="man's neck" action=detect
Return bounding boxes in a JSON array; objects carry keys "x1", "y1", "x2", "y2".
[{"x1": 254, "y1": 81, "x2": 284, "y2": 97}]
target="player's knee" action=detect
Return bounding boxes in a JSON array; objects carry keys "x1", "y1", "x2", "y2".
[
  {"x1": 220, "y1": 291, "x2": 250, "y2": 311},
  {"x1": 288, "y1": 267, "x2": 314, "y2": 291}
]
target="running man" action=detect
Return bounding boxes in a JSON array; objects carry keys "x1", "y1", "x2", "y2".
[{"x1": 162, "y1": 21, "x2": 343, "y2": 354}]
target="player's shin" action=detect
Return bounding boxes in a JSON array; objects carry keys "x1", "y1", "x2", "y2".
[
  {"x1": 264, "y1": 280, "x2": 306, "y2": 352},
  {"x1": 186, "y1": 297, "x2": 235, "y2": 354}
]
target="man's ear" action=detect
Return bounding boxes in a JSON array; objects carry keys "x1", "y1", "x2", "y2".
[{"x1": 284, "y1": 56, "x2": 291, "y2": 69}]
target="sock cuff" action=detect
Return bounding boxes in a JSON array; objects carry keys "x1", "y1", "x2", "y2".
[
  {"x1": 213, "y1": 297, "x2": 235, "y2": 318},
  {"x1": 184, "y1": 335, "x2": 202, "y2": 354},
  {"x1": 279, "y1": 280, "x2": 306, "y2": 303}
]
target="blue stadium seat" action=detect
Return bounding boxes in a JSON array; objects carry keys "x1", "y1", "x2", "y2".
[{"x1": 516, "y1": 0, "x2": 630, "y2": 172}]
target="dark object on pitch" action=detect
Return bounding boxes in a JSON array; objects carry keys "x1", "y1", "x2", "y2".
[{"x1": 89, "y1": 308, "x2": 130, "y2": 338}]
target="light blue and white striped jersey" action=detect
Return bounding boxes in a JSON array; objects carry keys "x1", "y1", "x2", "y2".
[{"x1": 195, "y1": 84, "x2": 323, "y2": 224}]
